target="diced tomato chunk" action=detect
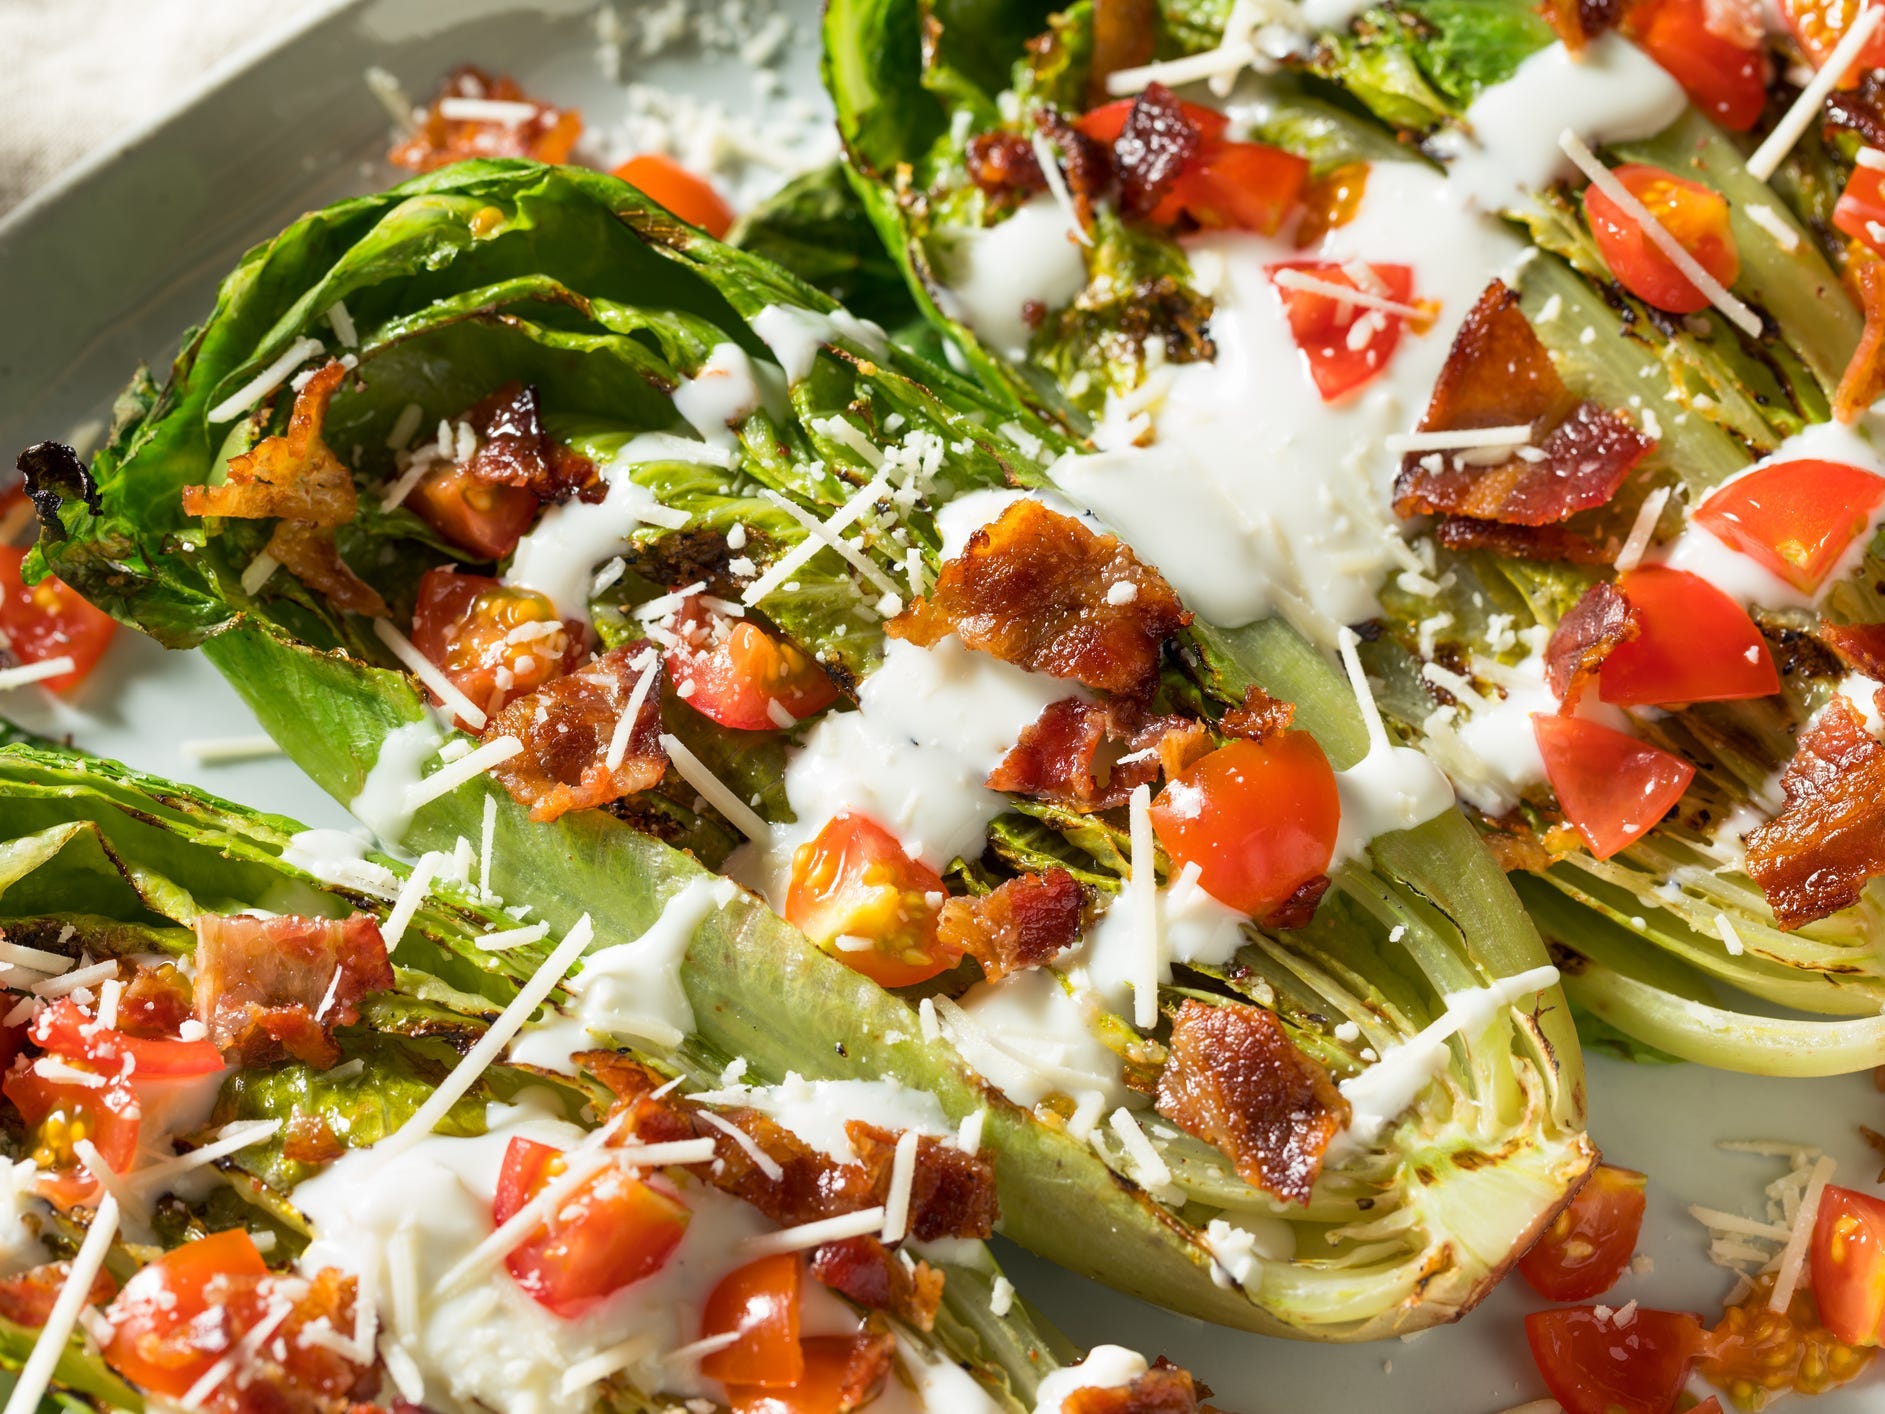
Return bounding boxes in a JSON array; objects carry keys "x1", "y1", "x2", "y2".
[
  {"x1": 1166, "y1": 141, "x2": 1309, "y2": 235},
  {"x1": 665, "y1": 600, "x2": 840, "y2": 731},
  {"x1": 30, "y1": 998, "x2": 224, "y2": 1079},
  {"x1": 1597, "y1": 567, "x2": 1779, "y2": 707},
  {"x1": 725, "y1": 1336, "x2": 882, "y2": 1413},
  {"x1": 786, "y1": 815, "x2": 956, "y2": 987},
  {"x1": 1811, "y1": 1184, "x2": 1885, "y2": 1346},
  {"x1": 408, "y1": 461, "x2": 540, "y2": 561},
  {"x1": 1625, "y1": 0, "x2": 1768, "y2": 131},
  {"x1": 613, "y1": 155, "x2": 736, "y2": 238},
  {"x1": 409, "y1": 566, "x2": 584, "y2": 728},
  {"x1": 1074, "y1": 96, "x2": 1227, "y2": 147},
  {"x1": 1838, "y1": 158, "x2": 1885, "y2": 261},
  {"x1": 1268, "y1": 261, "x2": 1417, "y2": 401},
  {"x1": 1149, "y1": 735, "x2": 1339, "y2": 920},
  {"x1": 1695, "y1": 458, "x2": 1885, "y2": 593},
  {"x1": 103, "y1": 1230, "x2": 271, "y2": 1397},
  {"x1": 3, "y1": 1060, "x2": 141, "y2": 1204},
  {"x1": 0, "y1": 545, "x2": 117, "y2": 692},
  {"x1": 700, "y1": 1253, "x2": 805, "y2": 1388},
  {"x1": 1533, "y1": 717, "x2": 1695, "y2": 860},
  {"x1": 1586, "y1": 164, "x2": 1740, "y2": 316},
  {"x1": 1519, "y1": 1164, "x2": 1649, "y2": 1300},
  {"x1": 492, "y1": 1135, "x2": 689, "y2": 1319},
  {"x1": 1781, "y1": 0, "x2": 1885, "y2": 78},
  {"x1": 1526, "y1": 1305, "x2": 1704, "y2": 1414}
]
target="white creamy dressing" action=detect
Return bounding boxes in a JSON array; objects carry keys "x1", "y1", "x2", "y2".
[
  {"x1": 0, "y1": 1164, "x2": 45, "y2": 1278},
  {"x1": 281, "y1": 827, "x2": 403, "y2": 900},
  {"x1": 1331, "y1": 734, "x2": 1457, "y2": 864},
  {"x1": 688, "y1": 1073, "x2": 953, "y2": 1164},
  {"x1": 671, "y1": 341, "x2": 784, "y2": 447},
  {"x1": 1837, "y1": 673, "x2": 1885, "y2": 735},
  {"x1": 752, "y1": 303, "x2": 891, "y2": 384},
  {"x1": 1032, "y1": 1346, "x2": 1150, "y2": 1414},
  {"x1": 933, "y1": 197, "x2": 1090, "y2": 361},
  {"x1": 505, "y1": 431, "x2": 734, "y2": 620},
  {"x1": 951, "y1": 969, "x2": 1133, "y2": 1112},
  {"x1": 1077, "y1": 865, "x2": 1248, "y2": 1015},
  {"x1": 1425, "y1": 650, "x2": 1563, "y2": 817},
  {"x1": 349, "y1": 718, "x2": 447, "y2": 845}
]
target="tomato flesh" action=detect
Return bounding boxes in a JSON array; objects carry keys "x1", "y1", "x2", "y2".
[
  {"x1": 1519, "y1": 1164, "x2": 1649, "y2": 1300},
  {"x1": 103, "y1": 1229, "x2": 271, "y2": 1396},
  {"x1": 30, "y1": 998, "x2": 224, "y2": 1079},
  {"x1": 1811, "y1": 1184, "x2": 1885, "y2": 1346},
  {"x1": 1781, "y1": 0, "x2": 1885, "y2": 76},
  {"x1": 1533, "y1": 716, "x2": 1695, "y2": 860},
  {"x1": 701, "y1": 1253, "x2": 805, "y2": 1388},
  {"x1": 1268, "y1": 261, "x2": 1416, "y2": 401},
  {"x1": 410, "y1": 566, "x2": 582, "y2": 727},
  {"x1": 0, "y1": 546, "x2": 117, "y2": 692},
  {"x1": 1597, "y1": 567, "x2": 1778, "y2": 707},
  {"x1": 1586, "y1": 164, "x2": 1739, "y2": 315},
  {"x1": 666, "y1": 601, "x2": 840, "y2": 731},
  {"x1": 1074, "y1": 99, "x2": 1305, "y2": 234},
  {"x1": 492, "y1": 1136, "x2": 689, "y2": 1319},
  {"x1": 1694, "y1": 458, "x2": 1885, "y2": 594},
  {"x1": 613, "y1": 155, "x2": 736, "y2": 239},
  {"x1": 726, "y1": 1336, "x2": 872, "y2": 1413},
  {"x1": 1149, "y1": 735, "x2": 1340, "y2": 920},
  {"x1": 1836, "y1": 158, "x2": 1885, "y2": 260},
  {"x1": 1074, "y1": 96, "x2": 1228, "y2": 147},
  {"x1": 1526, "y1": 1305, "x2": 1704, "y2": 1414},
  {"x1": 408, "y1": 461, "x2": 539, "y2": 561},
  {"x1": 3, "y1": 1062, "x2": 141, "y2": 1196},
  {"x1": 1626, "y1": 0, "x2": 1767, "y2": 131},
  {"x1": 786, "y1": 814, "x2": 954, "y2": 987}
]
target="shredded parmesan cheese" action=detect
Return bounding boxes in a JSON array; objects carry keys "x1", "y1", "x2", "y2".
[
  {"x1": 1613, "y1": 486, "x2": 1672, "y2": 573},
  {"x1": 1382, "y1": 425, "x2": 1534, "y2": 455},
  {"x1": 0, "y1": 940, "x2": 71, "y2": 974},
  {"x1": 1270, "y1": 267, "x2": 1424, "y2": 317},
  {"x1": 1127, "y1": 784, "x2": 1160, "y2": 1031},
  {"x1": 740, "y1": 1206, "x2": 888, "y2": 1257},
  {"x1": 404, "y1": 736, "x2": 525, "y2": 815},
  {"x1": 180, "y1": 735, "x2": 284, "y2": 764},
  {"x1": 606, "y1": 650, "x2": 663, "y2": 771},
  {"x1": 881, "y1": 1130, "x2": 920, "y2": 1243},
  {"x1": 381, "y1": 853, "x2": 440, "y2": 954},
  {"x1": 658, "y1": 732, "x2": 769, "y2": 841},
  {"x1": 1769, "y1": 1154, "x2": 1836, "y2": 1312},
  {"x1": 479, "y1": 794, "x2": 498, "y2": 897},
  {"x1": 372, "y1": 617, "x2": 488, "y2": 730},
  {"x1": 239, "y1": 551, "x2": 280, "y2": 596},
  {"x1": 957, "y1": 1108, "x2": 986, "y2": 1155},
  {"x1": 742, "y1": 474, "x2": 891, "y2": 606},
  {"x1": 1108, "y1": 1108, "x2": 1173, "y2": 1189},
  {"x1": 1105, "y1": 42, "x2": 1258, "y2": 96},
  {"x1": 698, "y1": 1112, "x2": 786, "y2": 1182},
  {"x1": 1029, "y1": 130, "x2": 1092, "y2": 248},
  {"x1": 1748, "y1": 6, "x2": 1885, "y2": 180},
  {"x1": 0, "y1": 657, "x2": 76, "y2": 691},
  {"x1": 2, "y1": 1194, "x2": 120, "y2": 1414}
]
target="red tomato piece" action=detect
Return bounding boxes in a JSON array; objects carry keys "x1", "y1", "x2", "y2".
[
  {"x1": 3, "y1": 1061, "x2": 141, "y2": 1194},
  {"x1": 1837, "y1": 158, "x2": 1885, "y2": 261},
  {"x1": 1267, "y1": 261, "x2": 1416, "y2": 401},
  {"x1": 1781, "y1": 0, "x2": 1885, "y2": 77},
  {"x1": 1167, "y1": 140, "x2": 1310, "y2": 235},
  {"x1": 1811, "y1": 1184, "x2": 1885, "y2": 1346},
  {"x1": 1694, "y1": 458, "x2": 1885, "y2": 593},
  {"x1": 726, "y1": 1336, "x2": 873, "y2": 1413},
  {"x1": 1597, "y1": 567, "x2": 1779, "y2": 707},
  {"x1": 1519, "y1": 1164, "x2": 1650, "y2": 1300},
  {"x1": 1526, "y1": 1305, "x2": 1704, "y2": 1414},
  {"x1": 700, "y1": 1253, "x2": 805, "y2": 1388},
  {"x1": 30, "y1": 998, "x2": 224, "y2": 1080},
  {"x1": 492, "y1": 1136, "x2": 689, "y2": 1319},
  {"x1": 665, "y1": 601, "x2": 840, "y2": 731},
  {"x1": 1148, "y1": 735, "x2": 1340, "y2": 920},
  {"x1": 613, "y1": 155, "x2": 736, "y2": 239},
  {"x1": 409, "y1": 566, "x2": 584, "y2": 727},
  {"x1": 1625, "y1": 0, "x2": 1768, "y2": 131},
  {"x1": 1533, "y1": 717, "x2": 1695, "y2": 860},
  {"x1": 1586, "y1": 164, "x2": 1740, "y2": 315},
  {"x1": 0, "y1": 545, "x2": 116, "y2": 693},
  {"x1": 785, "y1": 815, "x2": 955, "y2": 987},
  {"x1": 1074, "y1": 96, "x2": 1228, "y2": 147},
  {"x1": 103, "y1": 1229, "x2": 271, "y2": 1397},
  {"x1": 408, "y1": 462, "x2": 539, "y2": 561}
]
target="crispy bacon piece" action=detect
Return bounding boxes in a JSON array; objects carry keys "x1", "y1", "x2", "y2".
[
  {"x1": 389, "y1": 66, "x2": 582, "y2": 172},
  {"x1": 810, "y1": 1236, "x2": 946, "y2": 1331},
  {"x1": 1116, "y1": 84, "x2": 1202, "y2": 219},
  {"x1": 847, "y1": 1122, "x2": 1000, "y2": 1241},
  {"x1": 966, "y1": 130, "x2": 1046, "y2": 204},
  {"x1": 1154, "y1": 999, "x2": 1348, "y2": 1205},
  {"x1": 1433, "y1": 517, "x2": 1614, "y2": 563},
  {"x1": 1538, "y1": 0, "x2": 1624, "y2": 50},
  {"x1": 115, "y1": 958, "x2": 194, "y2": 1040},
  {"x1": 1219, "y1": 685, "x2": 1294, "y2": 743},
  {"x1": 191, "y1": 913, "x2": 394, "y2": 1069},
  {"x1": 198, "y1": 1267, "x2": 380, "y2": 1414},
  {"x1": 1821, "y1": 620, "x2": 1885, "y2": 680},
  {"x1": 987, "y1": 698, "x2": 1210, "y2": 812},
  {"x1": 1393, "y1": 282, "x2": 1653, "y2": 528},
  {"x1": 0, "y1": 1261, "x2": 116, "y2": 1328},
  {"x1": 823, "y1": 1330, "x2": 897, "y2": 1411},
  {"x1": 1746, "y1": 696, "x2": 1885, "y2": 928},
  {"x1": 889, "y1": 501, "x2": 1190, "y2": 699},
  {"x1": 485, "y1": 643, "x2": 666, "y2": 823},
  {"x1": 463, "y1": 383, "x2": 600, "y2": 503},
  {"x1": 938, "y1": 870, "x2": 1087, "y2": 983},
  {"x1": 180, "y1": 360, "x2": 388, "y2": 618},
  {"x1": 1036, "y1": 108, "x2": 1114, "y2": 225},
  {"x1": 1264, "y1": 873, "x2": 1331, "y2": 931},
  {"x1": 1065, "y1": 1359, "x2": 1209, "y2": 1414},
  {"x1": 1837, "y1": 259, "x2": 1885, "y2": 426},
  {"x1": 1545, "y1": 580, "x2": 1639, "y2": 705}
]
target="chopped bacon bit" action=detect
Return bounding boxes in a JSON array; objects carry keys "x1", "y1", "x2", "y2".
[
  {"x1": 1545, "y1": 581, "x2": 1640, "y2": 705},
  {"x1": 180, "y1": 360, "x2": 387, "y2": 618},
  {"x1": 1116, "y1": 84, "x2": 1204, "y2": 219},
  {"x1": 888, "y1": 500, "x2": 1190, "y2": 699},
  {"x1": 848, "y1": 1122, "x2": 1000, "y2": 1241},
  {"x1": 1820, "y1": 620, "x2": 1885, "y2": 680},
  {"x1": 1263, "y1": 873, "x2": 1331, "y2": 931},
  {"x1": 966, "y1": 130, "x2": 1047, "y2": 204},
  {"x1": 938, "y1": 870, "x2": 1087, "y2": 983},
  {"x1": 809, "y1": 1236, "x2": 946, "y2": 1331},
  {"x1": 1219, "y1": 686, "x2": 1295, "y2": 744},
  {"x1": 462, "y1": 383, "x2": 601, "y2": 504},
  {"x1": 485, "y1": 643, "x2": 667, "y2": 823},
  {"x1": 1836, "y1": 258, "x2": 1885, "y2": 426},
  {"x1": 1064, "y1": 1358, "x2": 1209, "y2": 1414},
  {"x1": 0, "y1": 1261, "x2": 116, "y2": 1329},
  {"x1": 1087, "y1": 0, "x2": 1158, "y2": 105},
  {"x1": 826, "y1": 1330, "x2": 898, "y2": 1411},
  {"x1": 191, "y1": 913, "x2": 394, "y2": 1069},
  {"x1": 1745, "y1": 696, "x2": 1885, "y2": 927},
  {"x1": 202, "y1": 1267, "x2": 380, "y2": 1414},
  {"x1": 1154, "y1": 999, "x2": 1348, "y2": 1205},
  {"x1": 1433, "y1": 517, "x2": 1615, "y2": 563},
  {"x1": 389, "y1": 65, "x2": 582, "y2": 172},
  {"x1": 1538, "y1": 0, "x2": 1625, "y2": 50},
  {"x1": 1393, "y1": 283, "x2": 1653, "y2": 527},
  {"x1": 115, "y1": 959, "x2": 195, "y2": 1040},
  {"x1": 1036, "y1": 108, "x2": 1114, "y2": 225},
  {"x1": 987, "y1": 698, "x2": 1210, "y2": 811},
  {"x1": 283, "y1": 1112, "x2": 349, "y2": 1166}
]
